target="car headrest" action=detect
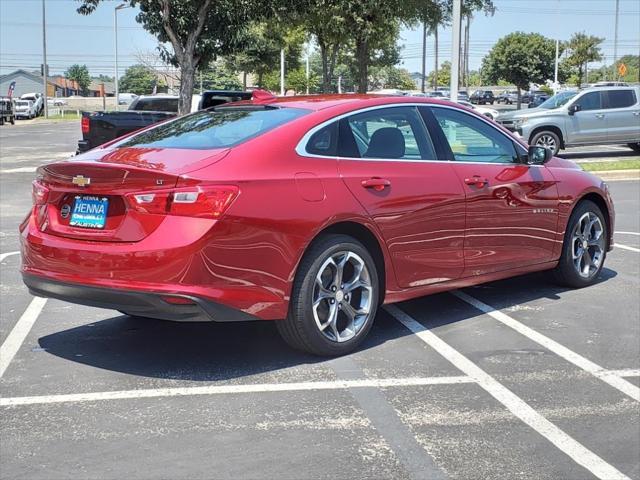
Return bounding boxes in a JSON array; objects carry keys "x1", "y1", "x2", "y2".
[{"x1": 363, "y1": 127, "x2": 405, "y2": 159}]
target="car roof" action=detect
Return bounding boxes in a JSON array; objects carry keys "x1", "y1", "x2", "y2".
[
  {"x1": 230, "y1": 93, "x2": 466, "y2": 112},
  {"x1": 580, "y1": 85, "x2": 639, "y2": 92}
]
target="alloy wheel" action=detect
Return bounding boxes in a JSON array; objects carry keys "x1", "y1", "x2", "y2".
[
  {"x1": 535, "y1": 135, "x2": 557, "y2": 151},
  {"x1": 572, "y1": 212, "x2": 605, "y2": 278},
  {"x1": 312, "y1": 251, "x2": 373, "y2": 343}
]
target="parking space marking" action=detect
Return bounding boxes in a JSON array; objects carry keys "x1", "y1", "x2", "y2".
[
  {"x1": 0, "y1": 251, "x2": 20, "y2": 262},
  {"x1": 608, "y1": 369, "x2": 640, "y2": 378},
  {"x1": 615, "y1": 231, "x2": 640, "y2": 236},
  {"x1": 0, "y1": 167, "x2": 37, "y2": 174},
  {"x1": 385, "y1": 304, "x2": 631, "y2": 480},
  {"x1": 0, "y1": 297, "x2": 47, "y2": 378},
  {"x1": 614, "y1": 243, "x2": 640, "y2": 253},
  {"x1": 451, "y1": 291, "x2": 640, "y2": 402},
  {"x1": 0, "y1": 376, "x2": 474, "y2": 407}
]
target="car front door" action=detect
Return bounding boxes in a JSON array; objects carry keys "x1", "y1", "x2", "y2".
[
  {"x1": 423, "y1": 105, "x2": 560, "y2": 277},
  {"x1": 566, "y1": 91, "x2": 608, "y2": 144},
  {"x1": 336, "y1": 105, "x2": 466, "y2": 288},
  {"x1": 603, "y1": 89, "x2": 640, "y2": 143}
]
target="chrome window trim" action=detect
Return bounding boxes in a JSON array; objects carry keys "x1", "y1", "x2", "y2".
[{"x1": 295, "y1": 102, "x2": 530, "y2": 165}]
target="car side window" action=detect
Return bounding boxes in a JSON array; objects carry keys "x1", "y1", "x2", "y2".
[
  {"x1": 430, "y1": 107, "x2": 519, "y2": 163},
  {"x1": 606, "y1": 90, "x2": 637, "y2": 109},
  {"x1": 342, "y1": 107, "x2": 436, "y2": 160},
  {"x1": 574, "y1": 92, "x2": 602, "y2": 111},
  {"x1": 306, "y1": 122, "x2": 338, "y2": 156}
]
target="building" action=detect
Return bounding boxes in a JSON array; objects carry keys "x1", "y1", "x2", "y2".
[
  {"x1": 0, "y1": 69, "x2": 71, "y2": 98},
  {"x1": 87, "y1": 80, "x2": 115, "y2": 97}
]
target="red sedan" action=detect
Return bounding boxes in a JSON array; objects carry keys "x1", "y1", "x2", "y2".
[{"x1": 20, "y1": 94, "x2": 614, "y2": 356}]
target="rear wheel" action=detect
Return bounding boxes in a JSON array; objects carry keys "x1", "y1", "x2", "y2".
[
  {"x1": 553, "y1": 200, "x2": 607, "y2": 288},
  {"x1": 277, "y1": 234, "x2": 379, "y2": 356},
  {"x1": 531, "y1": 130, "x2": 561, "y2": 156},
  {"x1": 628, "y1": 142, "x2": 640, "y2": 152}
]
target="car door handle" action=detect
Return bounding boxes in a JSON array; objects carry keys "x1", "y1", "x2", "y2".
[
  {"x1": 361, "y1": 178, "x2": 391, "y2": 191},
  {"x1": 464, "y1": 176, "x2": 488, "y2": 188},
  {"x1": 595, "y1": 114, "x2": 605, "y2": 119}
]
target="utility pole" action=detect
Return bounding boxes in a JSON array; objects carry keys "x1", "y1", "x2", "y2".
[
  {"x1": 420, "y1": 21, "x2": 427, "y2": 93},
  {"x1": 613, "y1": 0, "x2": 619, "y2": 80},
  {"x1": 554, "y1": 39, "x2": 559, "y2": 92},
  {"x1": 41, "y1": 0, "x2": 48, "y2": 118},
  {"x1": 305, "y1": 51, "x2": 310, "y2": 95},
  {"x1": 449, "y1": 0, "x2": 461, "y2": 101},
  {"x1": 280, "y1": 49, "x2": 285, "y2": 96},
  {"x1": 114, "y1": 3, "x2": 129, "y2": 111},
  {"x1": 465, "y1": 15, "x2": 470, "y2": 92},
  {"x1": 433, "y1": 27, "x2": 438, "y2": 90}
]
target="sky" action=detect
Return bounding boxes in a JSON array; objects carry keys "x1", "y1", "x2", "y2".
[{"x1": 1, "y1": 0, "x2": 639, "y2": 78}]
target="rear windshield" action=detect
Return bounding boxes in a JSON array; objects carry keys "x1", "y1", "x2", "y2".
[
  {"x1": 118, "y1": 106, "x2": 310, "y2": 150},
  {"x1": 130, "y1": 97, "x2": 179, "y2": 112}
]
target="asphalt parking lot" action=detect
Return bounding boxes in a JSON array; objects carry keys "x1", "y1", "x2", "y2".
[{"x1": 1, "y1": 121, "x2": 639, "y2": 479}]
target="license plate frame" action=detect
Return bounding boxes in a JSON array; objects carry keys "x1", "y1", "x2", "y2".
[{"x1": 69, "y1": 195, "x2": 109, "y2": 229}]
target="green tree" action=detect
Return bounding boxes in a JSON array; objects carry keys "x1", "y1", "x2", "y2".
[
  {"x1": 565, "y1": 32, "x2": 603, "y2": 88},
  {"x1": 481, "y1": 32, "x2": 559, "y2": 108},
  {"x1": 428, "y1": 60, "x2": 451, "y2": 87},
  {"x1": 198, "y1": 61, "x2": 243, "y2": 91},
  {"x1": 369, "y1": 66, "x2": 416, "y2": 90},
  {"x1": 76, "y1": 0, "x2": 290, "y2": 114},
  {"x1": 64, "y1": 64, "x2": 91, "y2": 95},
  {"x1": 119, "y1": 64, "x2": 159, "y2": 95}
]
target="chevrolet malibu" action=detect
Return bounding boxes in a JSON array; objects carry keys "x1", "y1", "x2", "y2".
[{"x1": 20, "y1": 93, "x2": 614, "y2": 356}]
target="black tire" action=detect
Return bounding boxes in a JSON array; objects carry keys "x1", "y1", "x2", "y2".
[
  {"x1": 277, "y1": 234, "x2": 379, "y2": 356},
  {"x1": 530, "y1": 130, "x2": 561, "y2": 156},
  {"x1": 628, "y1": 142, "x2": 640, "y2": 152},
  {"x1": 553, "y1": 200, "x2": 607, "y2": 288}
]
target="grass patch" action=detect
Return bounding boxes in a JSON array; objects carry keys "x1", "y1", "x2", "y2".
[{"x1": 581, "y1": 159, "x2": 640, "y2": 171}]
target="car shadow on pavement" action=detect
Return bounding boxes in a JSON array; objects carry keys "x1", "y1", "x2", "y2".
[{"x1": 37, "y1": 268, "x2": 617, "y2": 381}]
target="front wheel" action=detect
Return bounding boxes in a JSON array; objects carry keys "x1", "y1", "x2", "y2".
[
  {"x1": 553, "y1": 200, "x2": 607, "y2": 288},
  {"x1": 277, "y1": 234, "x2": 379, "y2": 356},
  {"x1": 531, "y1": 130, "x2": 561, "y2": 156}
]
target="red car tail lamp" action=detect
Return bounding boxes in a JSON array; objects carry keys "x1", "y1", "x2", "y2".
[
  {"x1": 31, "y1": 180, "x2": 50, "y2": 205},
  {"x1": 126, "y1": 185, "x2": 239, "y2": 219},
  {"x1": 81, "y1": 115, "x2": 90, "y2": 134}
]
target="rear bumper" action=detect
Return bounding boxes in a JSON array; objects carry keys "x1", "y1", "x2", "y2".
[{"x1": 23, "y1": 273, "x2": 258, "y2": 322}]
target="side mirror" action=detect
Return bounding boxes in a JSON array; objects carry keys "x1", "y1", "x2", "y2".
[
  {"x1": 568, "y1": 104, "x2": 581, "y2": 115},
  {"x1": 527, "y1": 145, "x2": 552, "y2": 165}
]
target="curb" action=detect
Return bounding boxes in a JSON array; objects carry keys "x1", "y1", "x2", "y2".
[{"x1": 592, "y1": 169, "x2": 640, "y2": 181}]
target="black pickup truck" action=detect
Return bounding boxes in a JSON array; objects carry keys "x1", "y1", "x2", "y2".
[{"x1": 77, "y1": 90, "x2": 252, "y2": 153}]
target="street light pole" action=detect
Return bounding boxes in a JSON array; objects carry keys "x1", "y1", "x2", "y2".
[
  {"x1": 613, "y1": 0, "x2": 619, "y2": 80},
  {"x1": 114, "y1": 3, "x2": 129, "y2": 110},
  {"x1": 449, "y1": 0, "x2": 461, "y2": 101},
  {"x1": 41, "y1": 0, "x2": 48, "y2": 118}
]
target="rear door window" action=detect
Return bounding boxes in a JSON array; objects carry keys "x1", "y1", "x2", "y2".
[
  {"x1": 605, "y1": 90, "x2": 637, "y2": 109},
  {"x1": 118, "y1": 106, "x2": 310, "y2": 150},
  {"x1": 341, "y1": 106, "x2": 436, "y2": 160},
  {"x1": 130, "y1": 98, "x2": 179, "y2": 112}
]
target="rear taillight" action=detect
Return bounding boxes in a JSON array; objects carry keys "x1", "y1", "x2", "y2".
[
  {"x1": 81, "y1": 116, "x2": 90, "y2": 134},
  {"x1": 125, "y1": 186, "x2": 239, "y2": 219},
  {"x1": 32, "y1": 180, "x2": 49, "y2": 205}
]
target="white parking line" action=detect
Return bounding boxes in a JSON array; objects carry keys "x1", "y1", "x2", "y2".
[
  {"x1": 0, "y1": 251, "x2": 20, "y2": 262},
  {"x1": 614, "y1": 243, "x2": 640, "y2": 253},
  {"x1": 385, "y1": 304, "x2": 631, "y2": 480},
  {"x1": 607, "y1": 369, "x2": 640, "y2": 378},
  {"x1": 615, "y1": 231, "x2": 640, "y2": 236},
  {"x1": 452, "y1": 291, "x2": 640, "y2": 402},
  {"x1": 0, "y1": 297, "x2": 47, "y2": 378},
  {"x1": 0, "y1": 167, "x2": 36, "y2": 174},
  {"x1": 0, "y1": 376, "x2": 474, "y2": 407}
]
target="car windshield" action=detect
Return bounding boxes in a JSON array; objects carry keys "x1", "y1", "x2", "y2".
[
  {"x1": 117, "y1": 106, "x2": 310, "y2": 150},
  {"x1": 16, "y1": 101, "x2": 29, "y2": 107},
  {"x1": 537, "y1": 91, "x2": 577, "y2": 109}
]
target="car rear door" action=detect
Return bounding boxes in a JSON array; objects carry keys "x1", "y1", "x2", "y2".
[
  {"x1": 335, "y1": 105, "x2": 466, "y2": 288},
  {"x1": 603, "y1": 88, "x2": 640, "y2": 143},
  {"x1": 423, "y1": 105, "x2": 560, "y2": 277},
  {"x1": 566, "y1": 91, "x2": 608, "y2": 144}
]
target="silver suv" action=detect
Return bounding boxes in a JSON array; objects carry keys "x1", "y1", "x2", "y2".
[{"x1": 498, "y1": 86, "x2": 640, "y2": 155}]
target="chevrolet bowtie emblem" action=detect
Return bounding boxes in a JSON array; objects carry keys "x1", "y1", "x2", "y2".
[{"x1": 72, "y1": 175, "x2": 91, "y2": 187}]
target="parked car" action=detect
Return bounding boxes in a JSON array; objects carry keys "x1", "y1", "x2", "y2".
[
  {"x1": 521, "y1": 90, "x2": 547, "y2": 104},
  {"x1": 497, "y1": 86, "x2": 640, "y2": 155},
  {"x1": 457, "y1": 91, "x2": 469, "y2": 101},
  {"x1": 458, "y1": 100, "x2": 499, "y2": 120},
  {"x1": 20, "y1": 93, "x2": 44, "y2": 116},
  {"x1": 22, "y1": 94, "x2": 614, "y2": 356},
  {"x1": 0, "y1": 97, "x2": 16, "y2": 125},
  {"x1": 528, "y1": 93, "x2": 551, "y2": 108},
  {"x1": 592, "y1": 81, "x2": 628, "y2": 88},
  {"x1": 77, "y1": 90, "x2": 252, "y2": 153},
  {"x1": 496, "y1": 90, "x2": 518, "y2": 104},
  {"x1": 47, "y1": 98, "x2": 67, "y2": 106},
  {"x1": 14, "y1": 99, "x2": 37, "y2": 119},
  {"x1": 118, "y1": 93, "x2": 139, "y2": 105},
  {"x1": 470, "y1": 90, "x2": 495, "y2": 104}
]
